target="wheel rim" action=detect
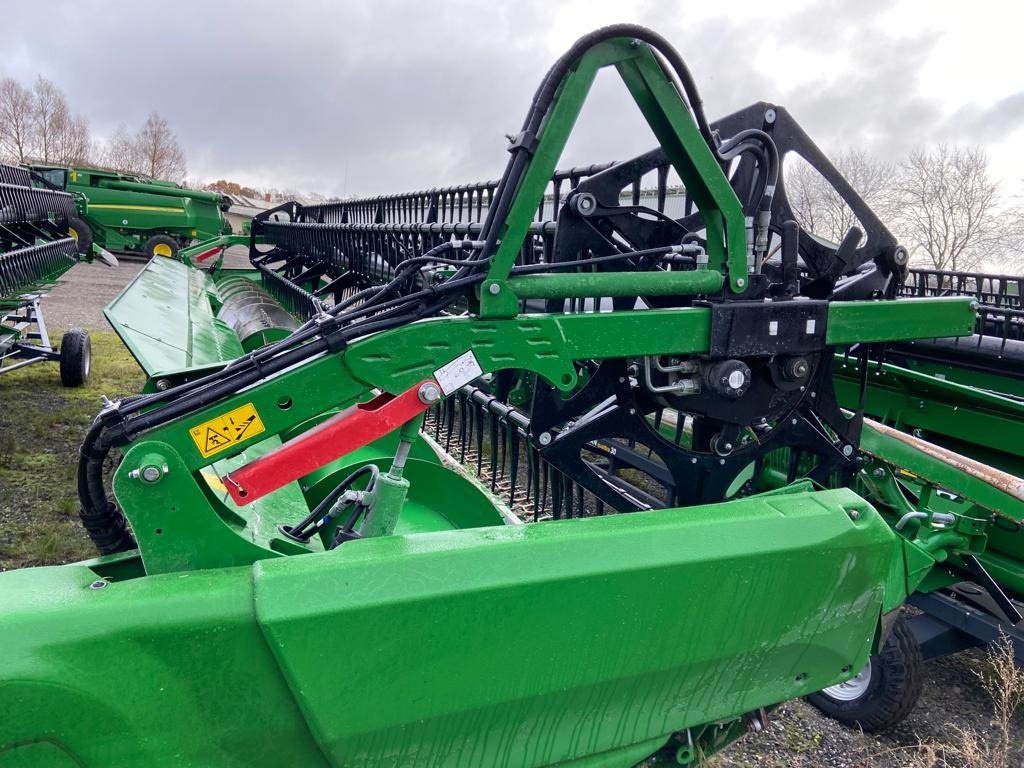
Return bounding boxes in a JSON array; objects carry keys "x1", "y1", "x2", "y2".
[
  {"x1": 153, "y1": 243, "x2": 174, "y2": 258},
  {"x1": 822, "y1": 659, "x2": 872, "y2": 701}
]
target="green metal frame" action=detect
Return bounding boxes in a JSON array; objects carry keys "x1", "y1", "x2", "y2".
[{"x1": 478, "y1": 39, "x2": 746, "y2": 317}]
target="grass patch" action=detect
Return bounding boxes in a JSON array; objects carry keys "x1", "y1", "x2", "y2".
[{"x1": 0, "y1": 331, "x2": 143, "y2": 570}]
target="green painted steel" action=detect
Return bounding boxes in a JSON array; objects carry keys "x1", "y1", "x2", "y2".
[
  {"x1": 0, "y1": 488, "x2": 900, "y2": 767},
  {"x1": 479, "y1": 39, "x2": 746, "y2": 318},
  {"x1": 104, "y1": 256, "x2": 244, "y2": 382},
  {"x1": 30, "y1": 164, "x2": 231, "y2": 255},
  {"x1": 506, "y1": 269, "x2": 724, "y2": 298},
  {"x1": 836, "y1": 353, "x2": 1024, "y2": 601},
  {"x1": 824, "y1": 297, "x2": 976, "y2": 346}
]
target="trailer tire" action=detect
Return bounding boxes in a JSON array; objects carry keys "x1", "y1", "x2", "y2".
[
  {"x1": 143, "y1": 234, "x2": 179, "y2": 260},
  {"x1": 806, "y1": 615, "x2": 922, "y2": 732},
  {"x1": 67, "y1": 217, "x2": 93, "y2": 255},
  {"x1": 59, "y1": 328, "x2": 91, "y2": 387}
]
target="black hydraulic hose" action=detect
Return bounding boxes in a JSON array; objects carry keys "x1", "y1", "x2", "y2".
[
  {"x1": 114, "y1": 245, "x2": 480, "y2": 418},
  {"x1": 282, "y1": 464, "x2": 379, "y2": 541},
  {"x1": 76, "y1": 26, "x2": 717, "y2": 547},
  {"x1": 476, "y1": 24, "x2": 715, "y2": 275},
  {"x1": 128, "y1": 25, "x2": 714, "y2": 422}
]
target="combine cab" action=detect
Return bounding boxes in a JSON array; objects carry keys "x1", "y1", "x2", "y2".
[
  {"x1": 0, "y1": 24, "x2": 1020, "y2": 766},
  {"x1": 30, "y1": 164, "x2": 232, "y2": 260}
]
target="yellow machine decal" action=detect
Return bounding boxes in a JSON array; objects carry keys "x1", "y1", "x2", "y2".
[
  {"x1": 189, "y1": 403, "x2": 266, "y2": 459},
  {"x1": 88, "y1": 204, "x2": 185, "y2": 213}
]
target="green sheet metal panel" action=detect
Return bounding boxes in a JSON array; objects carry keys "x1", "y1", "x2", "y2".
[
  {"x1": 104, "y1": 256, "x2": 243, "y2": 377},
  {"x1": 255, "y1": 487, "x2": 895, "y2": 767},
  {"x1": 0, "y1": 488, "x2": 898, "y2": 768}
]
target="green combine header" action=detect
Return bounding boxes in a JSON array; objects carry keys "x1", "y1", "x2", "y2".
[{"x1": 1, "y1": 24, "x2": 1023, "y2": 767}]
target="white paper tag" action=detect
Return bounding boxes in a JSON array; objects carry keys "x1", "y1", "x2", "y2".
[{"x1": 433, "y1": 350, "x2": 483, "y2": 395}]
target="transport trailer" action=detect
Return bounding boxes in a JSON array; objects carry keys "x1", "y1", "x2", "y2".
[{"x1": 0, "y1": 163, "x2": 94, "y2": 385}]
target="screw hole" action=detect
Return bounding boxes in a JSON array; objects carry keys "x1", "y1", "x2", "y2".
[
  {"x1": 795, "y1": 672, "x2": 807, "y2": 683},
  {"x1": 561, "y1": 373, "x2": 573, "y2": 386},
  {"x1": 155, "y1": 528, "x2": 163, "y2": 535},
  {"x1": 277, "y1": 396, "x2": 293, "y2": 410}
]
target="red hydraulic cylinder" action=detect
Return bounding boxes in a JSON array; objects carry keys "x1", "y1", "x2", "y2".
[{"x1": 222, "y1": 380, "x2": 440, "y2": 506}]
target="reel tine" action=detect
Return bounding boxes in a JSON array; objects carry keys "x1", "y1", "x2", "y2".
[
  {"x1": 508, "y1": 426, "x2": 520, "y2": 508},
  {"x1": 475, "y1": 399, "x2": 484, "y2": 475},
  {"x1": 458, "y1": 391, "x2": 468, "y2": 463}
]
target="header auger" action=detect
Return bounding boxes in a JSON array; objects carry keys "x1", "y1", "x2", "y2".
[{"x1": 1, "y1": 24, "x2": 1016, "y2": 767}]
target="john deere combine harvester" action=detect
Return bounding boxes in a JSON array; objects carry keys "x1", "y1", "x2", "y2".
[
  {"x1": 0, "y1": 163, "x2": 94, "y2": 385},
  {"x1": 2, "y1": 25, "x2": 1022, "y2": 766},
  {"x1": 30, "y1": 164, "x2": 232, "y2": 260}
]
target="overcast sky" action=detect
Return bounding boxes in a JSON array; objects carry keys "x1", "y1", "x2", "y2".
[{"x1": 3, "y1": 0, "x2": 1023, "y2": 198}]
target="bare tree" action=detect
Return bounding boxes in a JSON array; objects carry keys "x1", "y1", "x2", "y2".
[
  {"x1": 893, "y1": 145, "x2": 1006, "y2": 272},
  {"x1": 133, "y1": 112, "x2": 186, "y2": 180},
  {"x1": 51, "y1": 112, "x2": 91, "y2": 166},
  {"x1": 101, "y1": 124, "x2": 141, "y2": 174},
  {"x1": 785, "y1": 148, "x2": 896, "y2": 243},
  {"x1": 31, "y1": 76, "x2": 71, "y2": 162},
  {"x1": 0, "y1": 77, "x2": 34, "y2": 162}
]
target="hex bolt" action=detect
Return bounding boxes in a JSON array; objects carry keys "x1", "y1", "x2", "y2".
[
  {"x1": 155, "y1": 378, "x2": 171, "y2": 391},
  {"x1": 89, "y1": 580, "x2": 107, "y2": 590},
  {"x1": 847, "y1": 508, "x2": 861, "y2": 521},
  {"x1": 538, "y1": 431, "x2": 552, "y2": 446},
  {"x1": 417, "y1": 381, "x2": 442, "y2": 404},
  {"x1": 488, "y1": 283, "x2": 501, "y2": 295},
  {"x1": 764, "y1": 107, "x2": 777, "y2": 124},
  {"x1": 141, "y1": 465, "x2": 162, "y2": 483},
  {"x1": 842, "y1": 444, "x2": 854, "y2": 457},
  {"x1": 873, "y1": 467, "x2": 886, "y2": 477},
  {"x1": 736, "y1": 278, "x2": 746, "y2": 288}
]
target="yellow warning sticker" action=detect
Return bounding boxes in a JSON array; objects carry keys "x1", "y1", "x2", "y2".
[{"x1": 189, "y1": 403, "x2": 266, "y2": 459}]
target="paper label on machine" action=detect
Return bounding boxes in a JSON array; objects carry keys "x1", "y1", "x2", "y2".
[{"x1": 434, "y1": 350, "x2": 483, "y2": 395}]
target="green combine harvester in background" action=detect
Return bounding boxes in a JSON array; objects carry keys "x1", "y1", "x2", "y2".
[
  {"x1": 2, "y1": 24, "x2": 1023, "y2": 767},
  {"x1": 29, "y1": 163, "x2": 232, "y2": 260}
]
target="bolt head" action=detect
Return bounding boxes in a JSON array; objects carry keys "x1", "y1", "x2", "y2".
[
  {"x1": 155, "y1": 378, "x2": 171, "y2": 391},
  {"x1": 418, "y1": 381, "x2": 442, "y2": 404},
  {"x1": 847, "y1": 508, "x2": 861, "y2": 520},
  {"x1": 89, "y1": 580, "x2": 107, "y2": 590},
  {"x1": 842, "y1": 444, "x2": 854, "y2": 457},
  {"x1": 764, "y1": 107, "x2": 777, "y2": 124},
  {"x1": 141, "y1": 465, "x2": 162, "y2": 483},
  {"x1": 487, "y1": 283, "x2": 501, "y2": 295},
  {"x1": 538, "y1": 431, "x2": 552, "y2": 446},
  {"x1": 736, "y1": 278, "x2": 746, "y2": 288}
]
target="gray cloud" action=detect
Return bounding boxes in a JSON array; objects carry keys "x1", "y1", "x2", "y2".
[{"x1": 0, "y1": 1, "x2": 1017, "y2": 196}]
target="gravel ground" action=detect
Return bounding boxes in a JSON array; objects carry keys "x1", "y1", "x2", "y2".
[
  {"x1": 19, "y1": 255, "x2": 1024, "y2": 766},
  {"x1": 45, "y1": 258, "x2": 144, "y2": 331},
  {"x1": 718, "y1": 647, "x2": 1019, "y2": 767}
]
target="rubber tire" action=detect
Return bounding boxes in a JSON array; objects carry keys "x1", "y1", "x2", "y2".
[
  {"x1": 59, "y1": 328, "x2": 91, "y2": 387},
  {"x1": 143, "y1": 234, "x2": 179, "y2": 260},
  {"x1": 67, "y1": 217, "x2": 93, "y2": 255},
  {"x1": 806, "y1": 615, "x2": 923, "y2": 732}
]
